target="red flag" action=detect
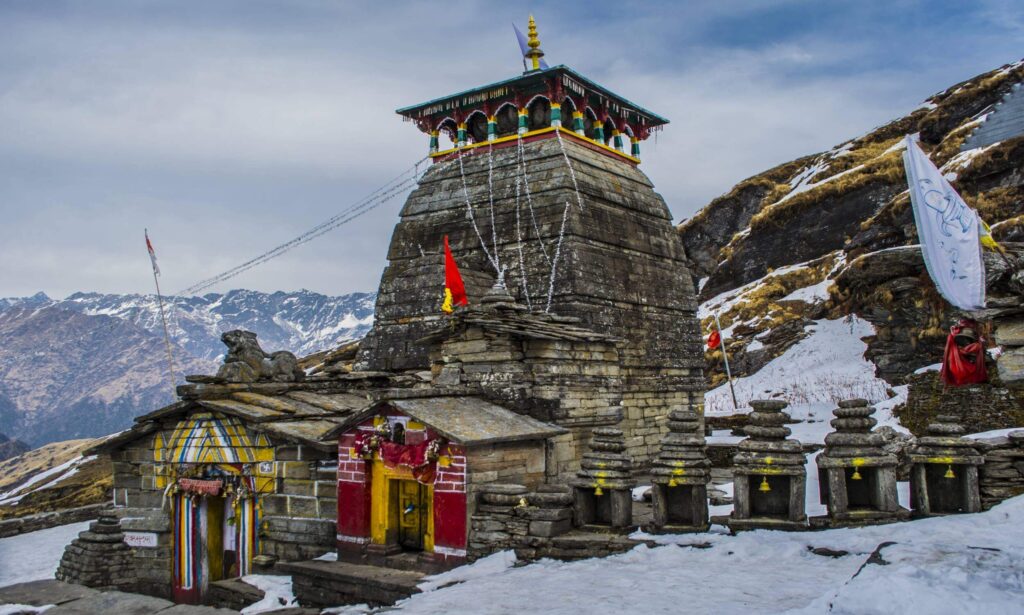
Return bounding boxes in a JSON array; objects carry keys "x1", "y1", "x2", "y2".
[
  {"x1": 442, "y1": 235, "x2": 468, "y2": 313},
  {"x1": 145, "y1": 229, "x2": 160, "y2": 276},
  {"x1": 707, "y1": 329, "x2": 721, "y2": 350}
]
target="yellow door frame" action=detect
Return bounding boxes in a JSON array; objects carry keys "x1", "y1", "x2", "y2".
[{"x1": 369, "y1": 459, "x2": 434, "y2": 552}]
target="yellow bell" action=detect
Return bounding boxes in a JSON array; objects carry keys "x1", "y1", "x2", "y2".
[
  {"x1": 945, "y1": 465, "x2": 956, "y2": 479},
  {"x1": 851, "y1": 468, "x2": 862, "y2": 481},
  {"x1": 759, "y1": 476, "x2": 771, "y2": 492},
  {"x1": 668, "y1": 477, "x2": 678, "y2": 488},
  {"x1": 594, "y1": 486, "x2": 604, "y2": 496}
]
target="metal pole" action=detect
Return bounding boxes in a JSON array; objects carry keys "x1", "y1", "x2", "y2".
[
  {"x1": 714, "y1": 313, "x2": 739, "y2": 411},
  {"x1": 148, "y1": 231, "x2": 178, "y2": 397}
]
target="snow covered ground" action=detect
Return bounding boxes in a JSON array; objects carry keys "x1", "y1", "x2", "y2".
[
  {"x1": 0, "y1": 521, "x2": 90, "y2": 587},
  {"x1": 325, "y1": 496, "x2": 1024, "y2": 615},
  {"x1": 704, "y1": 317, "x2": 899, "y2": 443}
]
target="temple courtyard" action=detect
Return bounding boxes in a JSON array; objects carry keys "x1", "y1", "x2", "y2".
[{"x1": 2, "y1": 492, "x2": 1022, "y2": 614}]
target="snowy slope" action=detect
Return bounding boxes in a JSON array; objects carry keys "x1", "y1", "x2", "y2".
[{"x1": 0, "y1": 521, "x2": 90, "y2": 587}]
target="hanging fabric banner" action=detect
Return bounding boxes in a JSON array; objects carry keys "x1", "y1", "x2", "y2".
[
  {"x1": 902, "y1": 136, "x2": 986, "y2": 310},
  {"x1": 173, "y1": 493, "x2": 199, "y2": 602}
]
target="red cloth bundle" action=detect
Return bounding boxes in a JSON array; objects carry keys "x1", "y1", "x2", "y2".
[{"x1": 940, "y1": 319, "x2": 988, "y2": 387}]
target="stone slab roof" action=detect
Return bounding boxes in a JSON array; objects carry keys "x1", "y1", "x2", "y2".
[
  {"x1": 88, "y1": 388, "x2": 374, "y2": 454},
  {"x1": 330, "y1": 396, "x2": 567, "y2": 446}
]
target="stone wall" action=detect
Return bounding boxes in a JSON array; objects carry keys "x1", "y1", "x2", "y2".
[
  {"x1": 973, "y1": 431, "x2": 1024, "y2": 509},
  {"x1": 0, "y1": 503, "x2": 108, "y2": 539},
  {"x1": 895, "y1": 371, "x2": 1024, "y2": 436},
  {"x1": 467, "y1": 483, "x2": 647, "y2": 563},
  {"x1": 259, "y1": 445, "x2": 337, "y2": 562}
]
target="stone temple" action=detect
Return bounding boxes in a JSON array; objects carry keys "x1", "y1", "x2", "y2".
[
  {"x1": 59, "y1": 19, "x2": 707, "y2": 606},
  {"x1": 356, "y1": 19, "x2": 704, "y2": 467}
]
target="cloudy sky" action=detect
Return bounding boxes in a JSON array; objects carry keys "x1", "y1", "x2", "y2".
[{"x1": 1, "y1": 0, "x2": 1021, "y2": 299}]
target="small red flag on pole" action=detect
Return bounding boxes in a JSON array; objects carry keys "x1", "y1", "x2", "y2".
[
  {"x1": 145, "y1": 229, "x2": 177, "y2": 396},
  {"x1": 442, "y1": 235, "x2": 469, "y2": 313},
  {"x1": 706, "y1": 329, "x2": 721, "y2": 350}
]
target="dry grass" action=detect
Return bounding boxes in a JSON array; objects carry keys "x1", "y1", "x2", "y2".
[{"x1": 749, "y1": 150, "x2": 905, "y2": 234}]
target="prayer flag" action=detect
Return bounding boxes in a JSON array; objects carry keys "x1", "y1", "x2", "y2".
[
  {"x1": 442, "y1": 235, "x2": 468, "y2": 313},
  {"x1": 903, "y1": 136, "x2": 985, "y2": 310},
  {"x1": 145, "y1": 229, "x2": 161, "y2": 276}
]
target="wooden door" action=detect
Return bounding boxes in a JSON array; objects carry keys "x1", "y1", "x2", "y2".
[{"x1": 396, "y1": 480, "x2": 426, "y2": 550}]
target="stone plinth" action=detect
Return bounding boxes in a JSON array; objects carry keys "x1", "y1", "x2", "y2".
[
  {"x1": 647, "y1": 409, "x2": 710, "y2": 533},
  {"x1": 811, "y1": 399, "x2": 908, "y2": 528},
  {"x1": 719, "y1": 400, "x2": 807, "y2": 531},
  {"x1": 572, "y1": 428, "x2": 635, "y2": 530},
  {"x1": 909, "y1": 415, "x2": 984, "y2": 516},
  {"x1": 55, "y1": 514, "x2": 135, "y2": 591}
]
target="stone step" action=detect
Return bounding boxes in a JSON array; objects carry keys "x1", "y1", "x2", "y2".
[
  {"x1": 277, "y1": 559, "x2": 425, "y2": 609},
  {"x1": 207, "y1": 578, "x2": 265, "y2": 611}
]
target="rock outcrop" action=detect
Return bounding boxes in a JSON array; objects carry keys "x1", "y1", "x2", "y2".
[{"x1": 683, "y1": 59, "x2": 1024, "y2": 390}]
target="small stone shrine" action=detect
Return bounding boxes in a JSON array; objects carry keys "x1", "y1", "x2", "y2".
[
  {"x1": 647, "y1": 409, "x2": 710, "y2": 533},
  {"x1": 55, "y1": 514, "x2": 135, "y2": 591},
  {"x1": 909, "y1": 415, "x2": 984, "y2": 516},
  {"x1": 720, "y1": 400, "x2": 807, "y2": 531},
  {"x1": 811, "y1": 399, "x2": 908, "y2": 528},
  {"x1": 572, "y1": 427, "x2": 634, "y2": 530}
]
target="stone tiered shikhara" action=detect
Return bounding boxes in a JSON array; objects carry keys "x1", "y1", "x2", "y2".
[
  {"x1": 719, "y1": 400, "x2": 807, "y2": 531},
  {"x1": 909, "y1": 415, "x2": 984, "y2": 516},
  {"x1": 812, "y1": 399, "x2": 908, "y2": 527},
  {"x1": 572, "y1": 427, "x2": 635, "y2": 529},
  {"x1": 55, "y1": 514, "x2": 135, "y2": 591},
  {"x1": 647, "y1": 409, "x2": 710, "y2": 532}
]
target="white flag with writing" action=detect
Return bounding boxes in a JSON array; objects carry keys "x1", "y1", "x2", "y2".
[{"x1": 902, "y1": 136, "x2": 985, "y2": 310}]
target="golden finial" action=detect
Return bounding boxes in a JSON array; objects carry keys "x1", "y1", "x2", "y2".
[{"x1": 525, "y1": 15, "x2": 545, "y2": 71}]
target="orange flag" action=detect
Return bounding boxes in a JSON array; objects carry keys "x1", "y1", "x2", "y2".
[{"x1": 442, "y1": 235, "x2": 468, "y2": 313}]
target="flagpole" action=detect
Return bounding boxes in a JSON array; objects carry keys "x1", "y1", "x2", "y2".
[
  {"x1": 146, "y1": 229, "x2": 178, "y2": 396},
  {"x1": 713, "y1": 313, "x2": 739, "y2": 411}
]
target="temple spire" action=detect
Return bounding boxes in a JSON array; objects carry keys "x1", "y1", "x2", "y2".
[{"x1": 525, "y1": 15, "x2": 545, "y2": 72}]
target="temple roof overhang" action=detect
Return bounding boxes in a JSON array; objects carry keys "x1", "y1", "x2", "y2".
[
  {"x1": 329, "y1": 397, "x2": 567, "y2": 446},
  {"x1": 396, "y1": 65, "x2": 668, "y2": 140}
]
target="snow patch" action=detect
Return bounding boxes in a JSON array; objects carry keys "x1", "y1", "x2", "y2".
[
  {"x1": 705, "y1": 317, "x2": 890, "y2": 425},
  {"x1": 240, "y1": 575, "x2": 297, "y2": 614}
]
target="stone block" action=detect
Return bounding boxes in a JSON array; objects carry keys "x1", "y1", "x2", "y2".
[{"x1": 528, "y1": 519, "x2": 572, "y2": 538}]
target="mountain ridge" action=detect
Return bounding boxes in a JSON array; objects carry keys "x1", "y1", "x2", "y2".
[{"x1": 0, "y1": 289, "x2": 376, "y2": 446}]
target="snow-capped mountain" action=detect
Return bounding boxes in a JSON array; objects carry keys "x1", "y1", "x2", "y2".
[
  {"x1": 0, "y1": 289, "x2": 375, "y2": 446},
  {"x1": 4, "y1": 289, "x2": 376, "y2": 362}
]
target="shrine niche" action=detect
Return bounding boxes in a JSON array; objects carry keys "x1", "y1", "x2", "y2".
[
  {"x1": 332, "y1": 398, "x2": 564, "y2": 571},
  {"x1": 812, "y1": 399, "x2": 909, "y2": 528},
  {"x1": 910, "y1": 415, "x2": 984, "y2": 516}
]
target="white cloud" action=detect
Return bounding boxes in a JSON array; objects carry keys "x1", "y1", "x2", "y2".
[{"x1": 0, "y1": 1, "x2": 1018, "y2": 297}]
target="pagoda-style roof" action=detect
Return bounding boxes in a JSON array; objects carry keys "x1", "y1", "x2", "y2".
[{"x1": 397, "y1": 65, "x2": 668, "y2": 142}]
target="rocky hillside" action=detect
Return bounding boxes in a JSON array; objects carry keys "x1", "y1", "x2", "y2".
[
  {"x1": 681, "y1": 58, "x2": 1024, "y2": 389},
  {"x1": 0, "y1": 433, "x2": 29, "y2": 462},
  {"x1": 0, "y1": 289, "x2": 375, "y2": 446},
  {"x1": 0, "y1": 438, "x2": 110, "y2": 520}
]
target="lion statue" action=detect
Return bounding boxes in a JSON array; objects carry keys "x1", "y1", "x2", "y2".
[{"x1": 216, "y1": 330, "x2": 305, "y2": 383}]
